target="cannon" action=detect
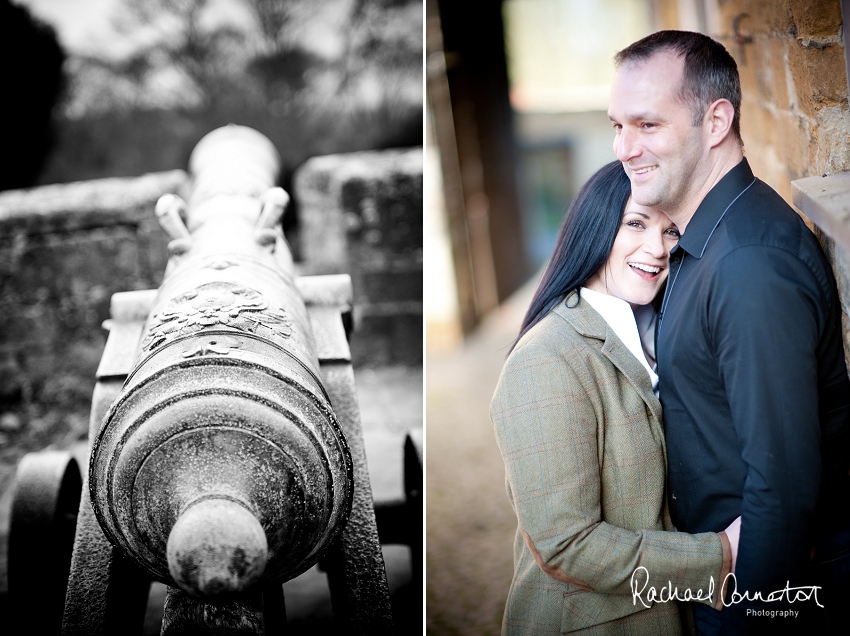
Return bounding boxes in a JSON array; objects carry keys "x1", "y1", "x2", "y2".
[{"x1": 7, "y1": 125, "x2": 395, "y2": 635}]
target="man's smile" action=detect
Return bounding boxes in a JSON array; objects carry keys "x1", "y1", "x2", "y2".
[{"x1": 631, "y1": 165, "x2": 658, "y2": 175}]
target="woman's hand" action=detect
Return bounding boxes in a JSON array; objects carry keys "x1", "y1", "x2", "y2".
[{"x1": 723, "y1": 516, "x2": 742, "y2": 573}]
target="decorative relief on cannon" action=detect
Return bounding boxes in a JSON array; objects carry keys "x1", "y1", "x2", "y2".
[
  {"x1": 141, "y1": 282, "x2": 294, "y2": 353},
  {"x1": 181, "y1": 335, "x2": 244, "y2": 358},
  {"x1": 204, "y1": 257, "x2": 238, "y2": 271}
]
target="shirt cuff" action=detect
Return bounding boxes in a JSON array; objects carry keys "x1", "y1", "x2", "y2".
[{"x1": 715, "y1": 531, "x2": 733, "y2": 611}]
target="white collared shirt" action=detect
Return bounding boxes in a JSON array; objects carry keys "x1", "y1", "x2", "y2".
[{"x1": 579, "y1": 287, "x2": 659, "y2": 395}]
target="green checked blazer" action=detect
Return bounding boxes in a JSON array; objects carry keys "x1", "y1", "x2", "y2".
[{"x1": 491, "y1": 295, "x2": 729, "y2": 635}]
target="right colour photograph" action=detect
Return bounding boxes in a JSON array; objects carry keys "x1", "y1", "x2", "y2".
[{"x1": 425, "y1": 1, "x2": 850, "y2": 635}]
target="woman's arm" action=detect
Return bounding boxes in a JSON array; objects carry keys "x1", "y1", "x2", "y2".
[{"x1": 491, "y1": 339, "x2": 730, "y2": 607}]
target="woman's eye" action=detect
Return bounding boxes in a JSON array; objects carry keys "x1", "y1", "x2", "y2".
[
  {"x1": 665, "y1": 228, "x2": 681, "y2": 238},
  {"x1": 626, "y1": 220, "x2": 644, "y2": 228}
]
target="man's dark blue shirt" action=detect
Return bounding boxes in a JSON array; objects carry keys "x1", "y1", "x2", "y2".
[{"x1": 657, "y1": 158, "x2": 850, "y2": 631}]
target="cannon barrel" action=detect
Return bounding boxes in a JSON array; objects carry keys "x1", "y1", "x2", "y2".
[{"x1": 88, "y1": 125, "x2": 354, "y2": 600}]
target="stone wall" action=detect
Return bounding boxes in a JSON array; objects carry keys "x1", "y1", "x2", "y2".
[
  {"x1": 0, "y1": 172, "x2": 187, "y2": 413},
  {"x1": 0, "y1": 171, "x2": 185, "y2": 488},
  {"x1": 295, "y1": 147, "x2": 423, "y2": 366}
]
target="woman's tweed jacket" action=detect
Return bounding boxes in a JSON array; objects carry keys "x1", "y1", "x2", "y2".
[{"x1": 491, "y1": 296, "x2": 727, "y2": 635}]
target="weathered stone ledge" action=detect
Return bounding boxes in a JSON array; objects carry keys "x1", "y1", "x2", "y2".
[
  {"x1": 792, "y1": 172, "x2": 850, "y2": 255},
  {"x1": 0, "y1": 170, "x2": 188, "y2": 237},
  {"x1": 793, "y1": 171, "x2": 850, "y2": 372}
]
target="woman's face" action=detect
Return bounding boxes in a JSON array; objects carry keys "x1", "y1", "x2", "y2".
[{"x1": 585, "y1": 197, "x2": 680, "y2": 307}]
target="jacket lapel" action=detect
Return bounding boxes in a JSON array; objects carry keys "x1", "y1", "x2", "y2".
[{"x1": 555, "y1": 296, "x2": 663, "y2": 425}]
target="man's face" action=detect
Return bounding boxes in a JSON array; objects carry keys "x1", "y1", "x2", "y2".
[{"x1": 608, "y1": 52, "x2": 708, "y2": 215}]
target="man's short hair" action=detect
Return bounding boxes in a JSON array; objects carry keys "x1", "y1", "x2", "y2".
[{"x1": 615, "y1": 30, "x2": 741, "y2": 141}]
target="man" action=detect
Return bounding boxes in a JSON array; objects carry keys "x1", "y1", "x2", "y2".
[{"x1": 608, "y1": 30, "x2": 850, "y2": 634}]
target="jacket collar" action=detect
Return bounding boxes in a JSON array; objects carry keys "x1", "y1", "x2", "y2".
[
  {"x1": 555, "y1": 292, "x2": 662, "y2": 423},
  {"x1": 676, "y1": 158, "x2": 757, "y2": 260}
]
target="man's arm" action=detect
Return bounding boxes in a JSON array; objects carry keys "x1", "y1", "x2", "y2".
[{"x1": 710, "y1": 245, "x2": 825, "y2": 596}]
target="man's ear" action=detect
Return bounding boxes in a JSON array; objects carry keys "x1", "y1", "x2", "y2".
[{"x1": 704, "y1": 98, "x2": 736, "y2": 148}]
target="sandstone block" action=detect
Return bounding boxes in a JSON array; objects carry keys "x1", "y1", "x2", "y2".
[
  {"x1": 815, "y1": 106, "x2": 850, "y2": 175},
  {"x1": 777, "y1": 109, "x2": 815, "y2": 180},
  {"x1": 787, "y1": 41, "x2": 848, "y2": 118},
  {"x1": 717, "y1": 1, "x2": 794, "y2": 37},
  {"x1": 790, "y1": 0, "x2": 843, "y2": 37}
]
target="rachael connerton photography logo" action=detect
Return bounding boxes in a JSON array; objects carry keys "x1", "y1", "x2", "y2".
[{"x1": 629, "y1": 567, "x2": 824, "y2": 609}]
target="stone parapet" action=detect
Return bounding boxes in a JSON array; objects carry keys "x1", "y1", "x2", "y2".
[
  {"x1": 0, "y1": 170, "x2": 189, "y2": 472},
  {"x1": 0, "y1": 146, "x2": 423, "y2": 426},
  {"x1": 0, "y1": 171, "x2": 188, "y2": 235},
  {"x1": 295, "y1": 148, "x2": 423, "y2": 365}
]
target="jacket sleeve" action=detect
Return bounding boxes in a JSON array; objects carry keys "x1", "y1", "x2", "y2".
[{"x1": 491, "y1": 337, "x2": 728, "y2": 604}]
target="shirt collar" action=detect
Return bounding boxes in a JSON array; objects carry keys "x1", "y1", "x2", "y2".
[
  {"x1": 676, "y1": 158, "x2": 757, "y2": 259},
  {"x1": 555, "y1": 293, "x2": 663, "y2": 416},
  {"x1": 579, "y1": 287, "x2": 659, "y2": 393}
]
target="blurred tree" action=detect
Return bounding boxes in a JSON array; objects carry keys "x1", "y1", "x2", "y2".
[
  {"x1": 339, "y1": 0, "x2": 422, "y2": 97},
  {"x1": 111, "y1": 0, "x2": 248, "y2": 108},
  {"x1": 0, "y1": 0, "x2": 65, "y2": 191},
  {"x1": 247, "y1": 0, "x2": 299, "y2": 54}
]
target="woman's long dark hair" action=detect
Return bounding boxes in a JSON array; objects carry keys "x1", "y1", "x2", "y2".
[{"x1": 509, "y1": 161, "x2": 631, "y2": 354}]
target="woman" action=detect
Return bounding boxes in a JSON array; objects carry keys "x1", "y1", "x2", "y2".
[{"x1": 491, "y1": 162, "x2": 736, "y2": 635}]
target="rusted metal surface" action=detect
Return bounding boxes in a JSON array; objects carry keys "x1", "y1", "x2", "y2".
[
  {"x1": 158, "y1": 567, "x2": 290, "y2": 635},
  {"x1": 58, "y1": 272, "x2": 392, "y2": 634},
  {"x1": 88, "y1": 125, "x2": 354, "y2": 601},
  {"x1": 60, "y1": 485, "x2": 151, "y2": 636}
]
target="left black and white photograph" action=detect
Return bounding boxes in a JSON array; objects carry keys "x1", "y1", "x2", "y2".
[{"x1": 0, "y1": 1, "x2": 423, "y2": 634}]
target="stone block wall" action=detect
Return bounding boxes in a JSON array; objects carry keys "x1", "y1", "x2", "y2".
[
  {"x1": 295, "y1": 148, "x2": 423, "y2": 366},
  {"x1": 0, "y1": 171, "x2": 186, "y2": 481}
]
